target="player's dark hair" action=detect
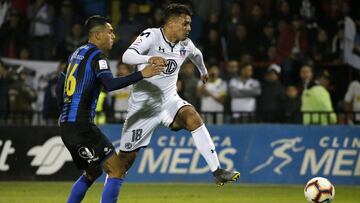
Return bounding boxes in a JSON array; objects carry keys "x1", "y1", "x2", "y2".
[
  {"x1": 84, "y1": 15, "x2": 111, "y2": 34},
  {"x1": 163, "y1": 3, "x2": 192, "y2": 22}
]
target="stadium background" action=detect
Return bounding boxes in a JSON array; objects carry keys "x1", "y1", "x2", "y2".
[{"x1": 0, "y1": 0, "x2": 359, "y2": 202}]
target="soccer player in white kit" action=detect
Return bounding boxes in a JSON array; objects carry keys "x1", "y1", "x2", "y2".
[{"x1": 116, "y1": 3, "x2": 240, "y2": 186}]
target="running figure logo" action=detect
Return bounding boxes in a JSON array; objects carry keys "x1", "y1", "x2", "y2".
[{"x1": 250, "y1": 137, "x2": 304, "y2": 175}]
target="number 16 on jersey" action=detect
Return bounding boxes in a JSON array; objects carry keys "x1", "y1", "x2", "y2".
[{"x1": 64, "y1": 64, "x2": 78, "y2": 97}]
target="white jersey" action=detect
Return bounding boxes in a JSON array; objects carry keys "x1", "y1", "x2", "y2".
[
  {"x1": 124, "y1": 28, "x2": 207, "y2": 108},
  {"x1": 229, "y1": 78, "x2": 261, "y2": 112},
  {"x1": 198, "y1": 78, "x2": 227, "y2": 112},
  {"x1": 344, "y1": 80, "x2": 360, "y2": 121}
]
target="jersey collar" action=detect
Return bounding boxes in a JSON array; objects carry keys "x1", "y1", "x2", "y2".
[{"x1": 160, "y1": 28, "x2": 178, "y2": 52}]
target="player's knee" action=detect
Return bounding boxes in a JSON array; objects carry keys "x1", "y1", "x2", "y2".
[
  {"x1": 118, "y1": 151, "x2": 137, "y2": 172},
  {"x1": 105, "y1": 161, "x2": 124, "y2": 178},
  {"x1": 101, "y1": 153, "x2": 125, "y2": 178},
  {"x1": 84, "y1": 167, "x2": 103, "y2": 181},
  {"x1": 107, "y1": 168, "x2": 123, "y2": 178},
  {"x1": 183, "y1": 109, "x2": 203, "y2": 130}
]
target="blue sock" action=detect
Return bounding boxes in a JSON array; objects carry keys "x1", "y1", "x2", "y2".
[
  {"x1": 101, "y1": 177, "x2": 123, "y2": 203},
  {"x1": 67, "y1": 175, "x2": 93, "y2": 203}
]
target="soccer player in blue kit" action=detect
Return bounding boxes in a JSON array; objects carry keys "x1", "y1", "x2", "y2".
[{"x1": 56, "y1": 15, "x2": 164, "y2": 203}]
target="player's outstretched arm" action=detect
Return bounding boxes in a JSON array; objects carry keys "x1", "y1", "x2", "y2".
[
  {"x1": 98, "y1": 65, "x2": 163, "y2": 92},
  {"x1": 122, "y1": 48, "x2": 151, "y2": 65},
  {"x1": 189, "y1": 47, "x2": 208, "y2": 83},
  {"x1": 122, "y1": 49, "x2": 166, "y2": 66}
]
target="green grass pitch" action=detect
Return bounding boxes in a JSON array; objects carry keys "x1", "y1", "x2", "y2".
[{"x1": 0, "y1": 182, "x2": 359, "y2": 203}]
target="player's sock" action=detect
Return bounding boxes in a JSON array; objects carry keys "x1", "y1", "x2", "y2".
[
  {"x1": 191, "y1": 124, "x2": 220, "y2": 172},
  {"x1": 67, "y1": 175, "x2": 93, "y2": 203},
  {"x1": 101, "y1": 177, "x2": 123, "y2": 203}
]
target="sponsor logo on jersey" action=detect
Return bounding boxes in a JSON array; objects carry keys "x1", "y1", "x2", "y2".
[
  {"x1": 163, "y1": 59, "x2": 177, "y2": 74},
  {"x1": 99, "y1": 60, "x2": 108, "y2": 70},
  {"x1": 78, "y1": 147, "x2": 95, "y2": 159}
]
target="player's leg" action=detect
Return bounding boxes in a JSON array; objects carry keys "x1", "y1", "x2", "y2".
[
  {"x1": 67, "y1": 166, "x2": 102, "y2": 203},
  {"x1": 100, "y1": 153, "x2": 124, "y2": 203},
  {"x1": 117, "y1": 150, "x2": 139, "y2": 178},
  {"x1": 117, "y1": 112, "x2": 159, "y2": 173},
  {"x1": 103, "y1": 113, "x2": 158, "y2": 201},
  {"x1": 60, "y1": 124, "x2": 106, "y2": 203},
  {"x1": 103, "y1": 150, "x2": 139, "y2": 186},
  {"x1": 171, "y1": 105, "x2": 240, "y2": 185},
  {"x1": 172, "y1": 106, "x2": 220, "y2": 170}
]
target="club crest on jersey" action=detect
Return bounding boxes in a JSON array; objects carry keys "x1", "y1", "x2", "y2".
[
  {"x1": 163, "y1": 59, "x2": 178, "y2": 74},
  {"x1": 180, "y1": 47, "x2": 186, "y2": 58}
]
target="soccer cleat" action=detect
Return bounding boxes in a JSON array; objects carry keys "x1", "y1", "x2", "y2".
[{"x1": 213, "y1": 168, "x2": 240, "y2": 186}]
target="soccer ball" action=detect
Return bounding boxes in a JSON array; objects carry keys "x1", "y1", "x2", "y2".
[{"x1": 304, "y1": 177, "x2": 335, "y2": 203}]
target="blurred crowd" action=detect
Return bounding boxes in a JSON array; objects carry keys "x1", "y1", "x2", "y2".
[
  {"x1": 1, "y1": 0, "x2": 357, "y2": 62},
  {"x1": 0, "y1": 0, "x2": 360, "y2": 125}
]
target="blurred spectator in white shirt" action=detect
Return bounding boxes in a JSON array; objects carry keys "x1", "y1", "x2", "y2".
[
  {"x1": 221, "y1": 60, "x2": 239, "y2": 123},
  {"x1": 344, "y1": 70, "x2": 360, "y2": 124},
  {"x1": 229, "y1": 63, "x2": 261, "y2": 122},
  {"x1": 110, "y1": 63, "x2": 133, "y2": 122},
  {"x1": 197, "y1": 64, "x2": 227, "y2": 124},
  {"x1": 27, "y1": 0, "x2": 54, "y2": 60}
]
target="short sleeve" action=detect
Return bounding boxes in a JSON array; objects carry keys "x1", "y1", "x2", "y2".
[
  {"x1": 93, "y1": 53, "x2": 112, "y2": 78},
  {"x1": 128, "y1": 28, "x2": 156, "y2": 54}
]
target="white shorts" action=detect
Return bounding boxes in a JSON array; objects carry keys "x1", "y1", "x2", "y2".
[{"x1": 119, "y1": 94, "x2": 191, "y2": 151}]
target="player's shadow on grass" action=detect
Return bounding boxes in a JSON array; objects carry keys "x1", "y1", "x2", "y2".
[{"x1": 125, "y1": 80, "x2": 164, "y2": 129}]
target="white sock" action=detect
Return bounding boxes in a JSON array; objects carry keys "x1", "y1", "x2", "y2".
[{"x1": 191, "y1": 124, "x2": 220, "y2": 172}]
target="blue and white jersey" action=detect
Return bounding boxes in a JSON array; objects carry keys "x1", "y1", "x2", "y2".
[{"x1": 60, "y1": 43, "x2": 111, "y2": 123}]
